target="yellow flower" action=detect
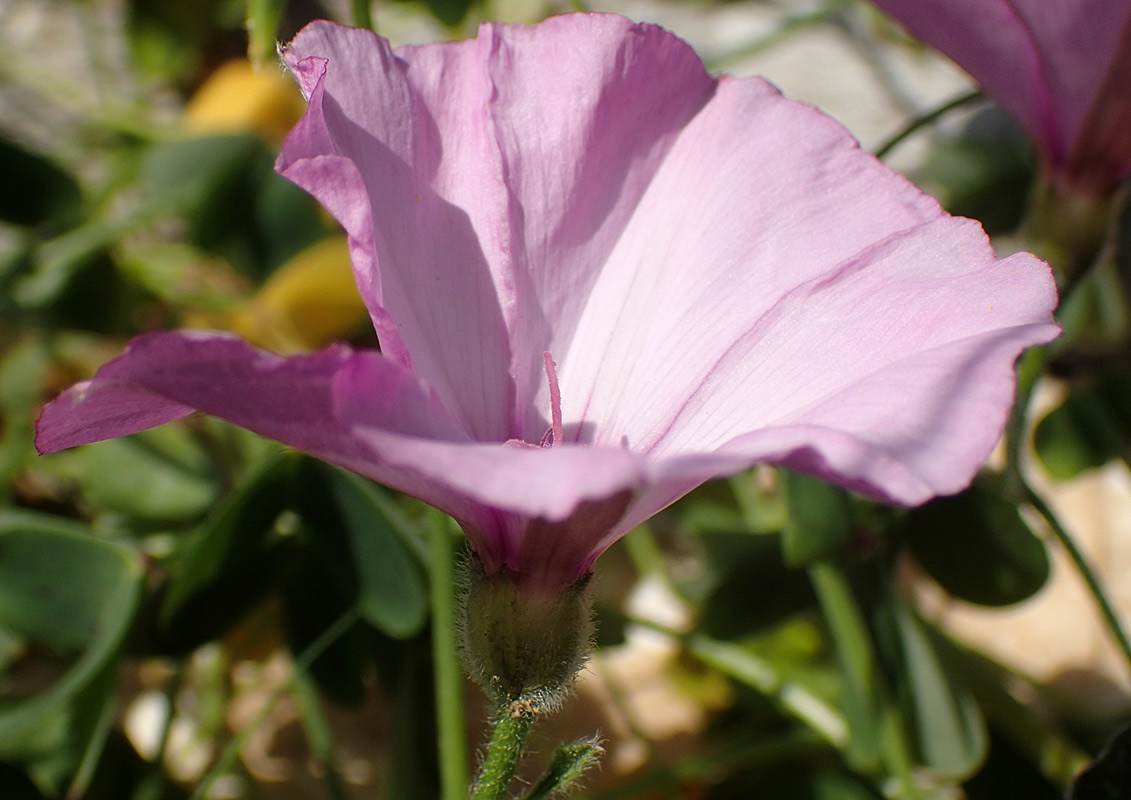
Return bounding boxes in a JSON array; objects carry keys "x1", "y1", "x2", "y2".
[{"x1": 183, "y1": 59, "x2": 306, "y2": 144}]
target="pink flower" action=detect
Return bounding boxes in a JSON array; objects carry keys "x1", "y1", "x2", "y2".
[
  {"x1": 36, "y1": 14, "x2": 1059, "y2": 590},
  {"x1": 869, "y1": 0, "x2": 1131, "y2": 197}
]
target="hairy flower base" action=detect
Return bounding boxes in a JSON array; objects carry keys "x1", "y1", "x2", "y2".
[{"x1": 460, "y1": 558, "x2": 593, "y2": 709}]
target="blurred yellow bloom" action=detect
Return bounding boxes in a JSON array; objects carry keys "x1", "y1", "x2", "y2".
[
  {"x1": 188, "y1": 236, "x2": 369, "y2": 354},
  {"x1": 183, "y1": 59, "x2": 306, "y2": 143}
]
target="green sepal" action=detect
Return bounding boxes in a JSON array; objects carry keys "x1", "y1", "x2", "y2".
[
  {"x1": 460, "y1": 563, "x2": 593, "y2": 709},
  {"x1": 522, "y1": 736, "x2": 604, "y2": 799}
]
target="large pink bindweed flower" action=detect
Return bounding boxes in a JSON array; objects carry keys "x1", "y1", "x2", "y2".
[
  {"x1": 37, "y1": 14, "x2": 1059, "y2": 591},
  {"x1": 869, "y1": 0, "x2": 1131, "y2": 198}
]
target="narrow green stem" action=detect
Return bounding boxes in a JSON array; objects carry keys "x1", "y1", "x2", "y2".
[
  {"x1": 1021, "y1": 480, "x2": 1131, "y2": 678},
  {"x1": 293, "y1": 672, "x2": 349, "y2": 800},
  {"x1": 471, "y1": 703, "x2": 537, "y2": 800},
  {"x1": 189, "y1": 610, "x2": 358, "y2": 800},
  {"x1": 350, "y1": 0, "x2": 375, "y2": 31},
  {"x1": 431, "y1": 514, "x2": 469, "y2": 800},
  {"x1": 1002, "y1": 345, "x2": 1049, "y2": 496},
  {"x1": 873, "y1": 89, "x2": 985, "y2": 160},
  {"x1": 246, "y1": 0, "x2": 284, "y2": 66}
]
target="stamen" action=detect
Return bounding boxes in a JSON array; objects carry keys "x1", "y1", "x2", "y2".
[{"x1": 542, "y1": 351, "x2": 563, "y2": 448}]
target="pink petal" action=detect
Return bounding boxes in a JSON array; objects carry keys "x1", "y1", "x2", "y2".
[
  {"x1": 277, "y1": 15, "x2": 716, "y2": 443},
  {"x1": 551, "y1": 76, "x2": 1058, "y2": 543},
  {"x1": 38, "y1": 15, "x2": 1063, "y2": 589},
  {"x1": 34, "y1": 332, "x2": 490, "y2": 528},
  {"x1": 34, "y1": 331, "x2": 649, "y2": 582},
  {"x1": 869, "y1": 0, "x2": 1131, "y2": 185}
]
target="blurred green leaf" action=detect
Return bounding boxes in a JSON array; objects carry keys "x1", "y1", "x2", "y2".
[
  {"x1": 281, "y1": 521, "x2": 368, "y2": 706},
  {"x1": 312, "y1": 463, "x2": 428, "y2": 639},
  {"x1": 0, "y1": 138, "x2": 81, "y2": 232},
  {"x1": 43, "y1": 427, "x2": 220, "y2": 524},
  {"x1": 115, "y1": 241, "x2": 243, "y2": 312},
  {"x1": 0, "y1": 762, "x2": 47, "y2": 799},
  {"x1": 892, "y1": 601, "x2": 986, "y2": 779},
  {"x1": 413, "y1": 0, "x2": 476, "y2": 27},
  {"x1": 126, "y1": 0, "x2": 231, "y2": 83},
  {"x1": 902, "y1": 482, "x2": 1049, "y2": 606},
  {"x1": 808, "y1": 562, "x2": 883, "y2": 773},
  {"x1": 0, "y1": 513, "x2": 141, "y2": 760},
  {"x1": 252, "y1": 171, "x2": 328, "y2": 275},
  {"x1": 782, "y1": 471, "x2": 853, "y2": 567},
  {"x1": 1069, "y1": 724, "x2": 1131, "y2": 800},
  {"x1": 686, "y1": 629, "x2": 845, "y2": 749},
  {"x1": 158, "y1": 453, "x2": 296, "y2": 651},
  {"x1": 700, "y1": 532, "x2": 816, "y2": 638},
  {"x1": 913, "y1": 108, "x2": 1033, "y2": 234},
  {"x1": 0, "y1": 338, "x2": 51, "y2": 494},
  {"x1": 141, "y1": 135, "x2": 325, "y2": 279},
  {"x1": 668, "y1": 480, "x2": 753, "y2": 535},
  {"x1": 16, "y1": 221, "x2": 135, "y2": 312},
  {"x1": 1035, "y1": 370, "x2": 1131, "y2": 480},
  {"x1": 141, "y1": 134, "x2": 263, "y2": 220}
]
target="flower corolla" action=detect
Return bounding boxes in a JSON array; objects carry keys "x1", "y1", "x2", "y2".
[
  {"x1": 37, "y1": 14, "x2": 1059, "y2": 590},
  {"x1": 869, "y1": 0, "x2": 1131, "y2": 197}
]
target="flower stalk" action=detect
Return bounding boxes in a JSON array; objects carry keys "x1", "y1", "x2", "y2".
[
  {"x1": 461, "y1": 560, "x2": 597, "y2": 798},
  {"x1": 471, "y1": 701, "x2": 539, "y2": 800},
  {"x1": 430, "y1": 514, "x2": 470, "y2": 800}
]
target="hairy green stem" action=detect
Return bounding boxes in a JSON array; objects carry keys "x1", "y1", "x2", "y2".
[
  {"x1": 246, "y1": 0, "x2": 284, "y2": 65},
  {"x1": 471, "y1": 702, "x2": 537, "y2": 800},
  {"x1": 431, "y1": 514, "x2": 469, "y2": 800}
]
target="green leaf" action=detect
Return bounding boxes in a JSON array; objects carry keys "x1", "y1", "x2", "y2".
[
  {"x1": 0, "y1": 514, "x2": 141, "y2": 760},
  {"x1": 0, "y1": 762, "x2": 48, "y2": 799},
  {"x1": 808, "y1": 562, "x2": 883, "y2": 772},
  {"x1": 902, "y1": 482, "x2": 1049, "y2": 606},
  {"x1": 522, "y1": 737, "x2": 603, "y2": 800},
  {"x1": 158, "y1": 453, "x2": 296, "y2": 651},
  {"x1": 1070, "y1": 724, "x2": 1131, "y2": 800},
  {"x1": 304, "y1": 462, "x2": 428, "y2": 639},
  {"x1": 700, "y1": 531, "x2": 816, "y2": 638},
  {"x1": 0, "y1": 137, "x2": 81, "y2": 231},
  {"x1": 1034, "y1": 370, "x2": 1131, "y2": 480},
  {"x1": 126, "y1": 0, "x2": 227, "y2": 82},
  {"x1": 0, "y1": 338, "x2": 51, "y2": 494},
  {"x1": 913, "y1": 108, "x2": 1033, "y2": 234},
  {"x1": 892, "y1": 601, "x2": 986, "y2": 779},
  {"x1": 782, "y1": 471, "x2": 853, "y2": 567},
  {"x1": 684, "y1": 631, "x2": 846, "y2": 749},
  {"x1": 44, "y1": 428, "x2": 219, "y2": 524},
  {"x1": 141, "y1": 134, "x2": 263, "y2": 219}
]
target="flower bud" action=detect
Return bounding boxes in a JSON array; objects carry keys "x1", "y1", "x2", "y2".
[{"x1": 460, "y1": 559, "x2": 593, "y2": 711}]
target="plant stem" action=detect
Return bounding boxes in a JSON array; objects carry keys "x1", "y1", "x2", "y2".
[
  {"x1": 189, "y1": 610, "x2": 358, "y2": 800},
  {"x1": 431, "y1": 513, "x2": 469, "y2": 800},
  {"x1": 1002, "y1": 345, "x2": 1049, "y2": 497},
  {"x1": 293, "y1": 672, "x2": 349, "y2": 800},
  {"x1": 471, "y1": 702, "x2": 537, "y2": 800},
  {"x1": 1021, "y1": 480, "x2": 1131, "y2": 678},
  {"x1": 351, "y1": 0, "x2": 375, "y2": 31},
  {"x1": 873, "y1": 89, "x2": 985, "y2": 160}
]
